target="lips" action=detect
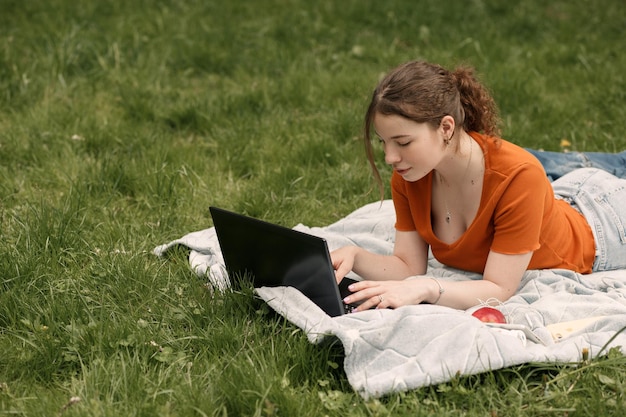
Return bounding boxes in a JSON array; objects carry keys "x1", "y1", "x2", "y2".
[{"x1": 395, "y1": 167, "x2": 411, "y2": 176}]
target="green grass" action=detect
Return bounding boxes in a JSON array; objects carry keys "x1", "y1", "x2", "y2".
[{"x1": 1, "y1": 0, "x2": 626, "y2": 415}]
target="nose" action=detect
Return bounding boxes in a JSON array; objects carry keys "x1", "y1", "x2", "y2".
[{"x1": 384, "y1": 145, "x2": 401, "y2": 165}]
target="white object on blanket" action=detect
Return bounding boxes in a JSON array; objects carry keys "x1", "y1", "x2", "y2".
[
  {"x1": 154, "y1": 200, "x2": 626, "y2": 399},
  {"x1": 546, "y1": 316, "x2": 607, "y2": 342},
  {"x1": 485, "y1": 323, "x2": 540, "y2": 345}
]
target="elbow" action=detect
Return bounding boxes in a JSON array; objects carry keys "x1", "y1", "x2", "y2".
[{"x1": 494, "y1": 285, "x2": 517, "y2": 303}]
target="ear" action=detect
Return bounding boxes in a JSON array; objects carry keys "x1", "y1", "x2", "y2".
[{"x1": 440, "y1": 115, "x2": 456, "y2": 138}]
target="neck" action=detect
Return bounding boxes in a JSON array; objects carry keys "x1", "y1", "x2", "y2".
[{"x1": 435, "y1": 131, "x2": 479, "y2": 186}]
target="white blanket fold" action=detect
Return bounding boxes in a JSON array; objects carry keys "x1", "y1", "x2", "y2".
[{"x1": 154, "y1": 201, "x2": 626, "y2": 399}]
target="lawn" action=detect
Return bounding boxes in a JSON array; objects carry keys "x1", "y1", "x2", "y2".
[{"x1": 1, "y1": 0, "x2": 625, "y2": 415}]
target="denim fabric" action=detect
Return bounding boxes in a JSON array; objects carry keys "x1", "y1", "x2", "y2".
[
  {"x1": 527, "y1": 149, "x2": 626, "y2": 181},
  {"x1": 551, "y1": 168, "x2": 626, "y2": 272}
]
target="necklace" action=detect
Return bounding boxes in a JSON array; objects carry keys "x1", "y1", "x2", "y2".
[
  {"x1": 443, "y1": 196, "x2": 452, "y2": 224},
  {"x1": 438, "y1": 138, "x2": 474, "y2": 225}
]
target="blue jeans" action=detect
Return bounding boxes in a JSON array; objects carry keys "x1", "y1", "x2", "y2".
[
  {"x1": 527, "y1": 149, "x2": 626, "y2": 181},
  {"x1": 551, "y1": 168, "x2": 626, "y2": 272}
]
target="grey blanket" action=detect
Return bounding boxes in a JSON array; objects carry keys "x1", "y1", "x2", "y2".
[{"x1": 154, "y1": 201, "x2": 626, "y2": 399}]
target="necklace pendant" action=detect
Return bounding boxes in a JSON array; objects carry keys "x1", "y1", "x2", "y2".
[{"x1": 445, "y1": 213, "x2": 451, "y2": 223}]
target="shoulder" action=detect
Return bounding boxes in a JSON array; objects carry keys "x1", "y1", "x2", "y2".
[
  {"x1": 471, "y1": 131, "x2": 545, "y2": 179},
  {"x1": 472, "y1": 133, "x2": 552, "y2": 210}
]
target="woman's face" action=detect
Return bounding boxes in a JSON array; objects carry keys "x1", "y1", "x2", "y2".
[{"x1": 374, "y1": 113, "x2": 448, "y2": 182}]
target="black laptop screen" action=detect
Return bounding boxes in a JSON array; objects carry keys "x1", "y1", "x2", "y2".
[{"x1": 209, "y1": 207, "x2": 345, "y2": 316}]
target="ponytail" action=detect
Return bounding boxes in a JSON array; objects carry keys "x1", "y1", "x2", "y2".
[{"x1": 451, "y1": 66, "x2": 500, "y2": 137}]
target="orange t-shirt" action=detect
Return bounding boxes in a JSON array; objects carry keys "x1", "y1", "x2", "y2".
[{"x1": 392, "y1": 132, "x2": 596, "y2": 274}]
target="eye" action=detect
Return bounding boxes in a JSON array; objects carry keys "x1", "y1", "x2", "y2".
[{"x1": 397, "y1": 141, "x2": 411, "y2": 147}]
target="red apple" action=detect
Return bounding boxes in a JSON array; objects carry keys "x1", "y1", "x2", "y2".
[{"x1": 471, "y1": 306, "x2": 506, "y2": 324}]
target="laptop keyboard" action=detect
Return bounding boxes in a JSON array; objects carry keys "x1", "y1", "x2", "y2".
[{"x1": 343, "y1": 302, "x2": 356, "y2": 314}]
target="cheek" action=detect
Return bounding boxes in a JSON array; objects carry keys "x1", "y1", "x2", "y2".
[{"x1": 404, "y1": 146, "x2": 429, "y2": 163}]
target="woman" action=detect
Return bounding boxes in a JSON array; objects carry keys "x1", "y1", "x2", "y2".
[{"x1": 331, "y1": 60, "x2": 626, "y2": 311}]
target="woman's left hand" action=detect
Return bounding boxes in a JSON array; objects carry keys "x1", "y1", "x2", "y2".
[{"x1": 342, "y1": 278, "x2": 437, "y2": 311}]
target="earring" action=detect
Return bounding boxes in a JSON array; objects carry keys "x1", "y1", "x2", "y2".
[{"x1": 443, "y1": 130, "x2": 454, "y2": 146}]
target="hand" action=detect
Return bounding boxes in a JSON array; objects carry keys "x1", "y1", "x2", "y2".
[
  {"x1": 330, "y1": 246, "x2": 359, "y2": 283},
  {"x1": 342, "y1": 278, "x2": 436, "y2": 311}
]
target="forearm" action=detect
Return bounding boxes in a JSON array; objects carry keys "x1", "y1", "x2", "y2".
[
  {"x1": 344, "y1": 251, "x2": 530, "y2": 312},
  {"x1": 352, "y1": 246, "x2": 424, "y2": 281},
  {"x1": 420, "y1": 276, "x2": 516, "y2": 310},
  {"x1": 344, "y1": 273, "x2": 515, "y2": 312},
  {"x1": 427, "y1": 250, "x2": 531, "y2": 309}
]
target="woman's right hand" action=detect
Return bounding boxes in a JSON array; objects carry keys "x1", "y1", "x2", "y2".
[{"x1": 330, "y1": 246, "x2": 359, "y2": 283}]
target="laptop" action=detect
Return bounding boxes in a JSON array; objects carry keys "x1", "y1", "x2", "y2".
[{"x1": 209, "y1": 206, "x2": 359, "y2": 317}]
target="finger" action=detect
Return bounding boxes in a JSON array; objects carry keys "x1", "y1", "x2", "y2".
[
  {"x1": 356, "y1": 295, "x2": 385, "y2": 312},
  {"x1": 333, "y1": 262, "x2": 350, "y2": 282},
  {"x1": 376, "y1": 297, "x2": 389, "y2": 309},
  {"x1": 342, "y1": 285, "x2": 375, "y2": 304},
  {"x1": 334, "y1": 269, "x2": 343, "y2": 283},
  {"x1": 343, "y1": 284, "x2": 371, "y2": 304},
  {"x1": 348, "y1": 289, "x2": 385, "y2": 311},
  {"x1": 346, "y1": 280, "x2": 377, "y2": 292},
  {"x1": 375, "y1": 293, "x2": 393, "y2": 309},
  {"x1": 333, "y1": 264, "x2": 351, "y2": 283}
]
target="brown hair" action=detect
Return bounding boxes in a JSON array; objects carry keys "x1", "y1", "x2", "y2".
[{"x1": 364, "y1": 61, "x2": 500, "y2": 196}]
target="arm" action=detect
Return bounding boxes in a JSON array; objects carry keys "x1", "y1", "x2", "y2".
[
  {"x1": 424, "y1": 250, "x2": 532, "y2": 309},
  {"x1": 331, "y1": 230, "x2": 429, "y2": 282},
  {"x1": 344, "y1": 250, "x2": 533, "y2": 311}
]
